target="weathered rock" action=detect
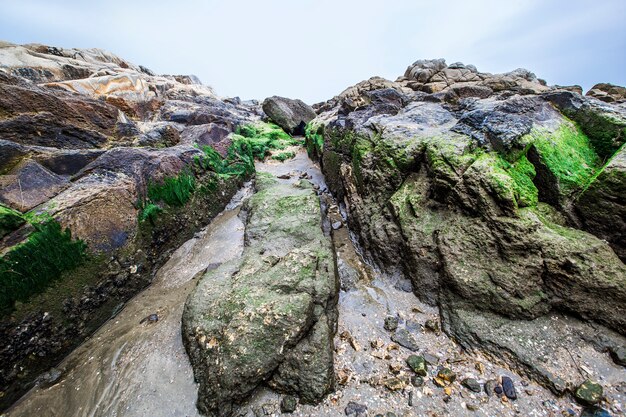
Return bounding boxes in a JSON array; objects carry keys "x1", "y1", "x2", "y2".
[
  {"x1": 280, "y1": 395, "x2": 298, "y2": 413},
  {"x1": 0, "y1": 160, "x2": 69, "y2": 211},
  {"x1": 391, "y1": 329, "x2": 419, "y2": 351},
  {"x1": 406, "y1": 355, "x2": 428, "y2": 376},
  {"x1": 384, "y1": 316, "x2": 399, "y2": 331},
  {"x1": 345, "y1": 401, "x2": 368, "y2": 416},
  {"x1": 501, "y1": 376, "x2": 517, "y2": 400},
  {"x1": 461, "y1": 378, "x2": 481, "y2": 393},
  {"x1": 262, "y1": 96, "x2": 316, "y2": 135},
  {"x1": 576, "y1": 145, "x2": 626, "y2": 261},
  {"x1": 586, "y1": 83, "x2": 626, "y2": 103},
  {"x1": 575, "y1": 380, "x2": 603, "y2": 405},
  {"x1": 182, "y1": 176, "x2": 338, "y2": 416}
]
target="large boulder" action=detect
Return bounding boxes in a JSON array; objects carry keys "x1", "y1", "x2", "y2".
[
  {"x1": 262, "y1": 96, "x2": 316, "y2": 135},
  {"x1": 183, "y1": 175, "x2": 338, "y2": 417}
]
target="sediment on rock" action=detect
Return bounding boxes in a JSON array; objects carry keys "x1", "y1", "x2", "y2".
[{"x1": 182, "y1": 174, "x2": 338, "y2": 417}]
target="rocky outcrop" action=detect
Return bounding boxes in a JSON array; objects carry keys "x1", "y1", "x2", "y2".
[
  {"x1": 0, "y1": 41, "x2": 264, "y2": 411},
  {"x1": 183, "y1": 175, "x2": 338, "y2": 416},
  {"x1": 306, "y1": 59, "x2": 626, "y2": 391},
  {"x1": 262, "y1": 96, "x2": 316, "y2": 135},
  {"x1": 586, "y1": 83, "x2": 626, "y2": 103}
]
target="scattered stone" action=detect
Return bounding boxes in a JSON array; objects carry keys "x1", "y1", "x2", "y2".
[
  {"x1": 475, "y1": 362, "x2": 485, "y2": 375},
  {"x1": 466, "y1": 402, "x2": 480, "y2": 411},
  {"x1": 406, "y1": 355, "x2": 428, "y2": 376},
  {"x1": 485, "y1": 379, "x2": 498, "y2": 396},
  {"x1": 408, "y1": 390, "x2": 415, "y2": 406},
  {"x1": 609, "y1": 346, "x2": 626, "y2": 366},
  {"x1": 575, "y1": 380, "x2": 603, "y2": 405},
  {"x1": 461, "y1": 378, "x2": 481, "y2": 393},
  {"x1": 494, "y1": 384, "x2": 503, "y2": 395},
  {"x1": 389, "y1": 362, "x2": 403, "y2": 374},
  {"x1": 384, "y1": 377, "x2": 408, "y2": 391},
  {"x1": 332, "y1": 221, "x2": 343, "y2": 230},
  {"x1": 370, "y1": 339, "x2": 385, "y2": 349},
  {"x1": 345, "y1": 401, "x2": 368, "y2": 417},
  {"x1": 280, "y1": 395, "x2": 298, "y2": 413},
  {"x1": 384, "y1": 316, "x2": 399, "y2": 331},
  {"x1": 424, "y1": 319, "x2": 440, "y2": 333},
  {"x1": 139, "y1": 313, "x2": 159, "y2": 324},
  {"x1": 437, "y1": 368, "x2": 456, "y2": 384},
  {"x1": 337, "y1": 368, "x2": 352, "y2": 385},
  {"x1": 444, "y1": 386, "x2": 452, "y2": 396},
  {"x1": 443, "y1": 395, "x2": 451, "y2": 403},
  {"x1": 580, "y1": 407, "x2": 612, "y2": 417},
  {"x1": 391, "y1": 329, "x2": 419, "y2": 351},
  {"x1": 411, "y1": 375, "x2": 424, "y2": 387},
  {"x1": 277, "y1": 173, "x2": 291, "y2": 179},
  {"x1": 501, "y1": 376, "x2": 517, "y2": 400},
  {"x1": 422, "y1": 353, "x2": 439, "y2": 365}
]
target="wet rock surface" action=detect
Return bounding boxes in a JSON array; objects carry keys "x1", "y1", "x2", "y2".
[{"x1": 182, "y1": 155, "x2": 338, "y2": 416}]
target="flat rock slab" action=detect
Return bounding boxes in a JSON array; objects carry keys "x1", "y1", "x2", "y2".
[{"x1": 182, "y1": 174, "x2": 338, "y2": 417}]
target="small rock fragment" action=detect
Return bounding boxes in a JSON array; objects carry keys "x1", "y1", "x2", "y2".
[
  {"x1": 332, "y1": 221, "x2": 343, "y2": 230},
  {"x1": 391, "y1": 329, "x2": 419, "y2": 351},
  {"x1": 411, "y1": 375, "x2": 424, "y2": 387},
  {"x1": 345, "y1": 401, "x2": 368, "y2": 417},
  {"x1": 580, "y1": 406, "x2": 612, "y2": 417},
  {"x1": 575, "y1": 379, "x2": 603, "y2": 405},
  {"x1": 424, "y1": 318, "x2": 440, "y2": 333},
  {"x1": 437, "y1": 368, "x2": 456, "y2": 384},
  {"x1": 384, "y1": 377, "x2": 408, "y2": 391},
  {"x1": 280, "y1": 395, "x2": 298, "y2": 413},
  {"x1": 502, "y1": 376, "x2": 517, "y2": 400},
  {"x1": 384, "y1": 316, "x2": 399, "y2": 331},
  {"x1": 461, "y1": 378, "x2": 481, "y2": 393},
  {"x1": 406, "y1": 355, "x2": 428, "y2": 376},
  {"x1": 484, "y1": 379, "x2": 497, "y2": 396}
]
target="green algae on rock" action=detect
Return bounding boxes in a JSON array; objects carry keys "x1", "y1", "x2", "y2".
[{"x1": 182, "y1": 175, "x2": 338, "y2": 416}]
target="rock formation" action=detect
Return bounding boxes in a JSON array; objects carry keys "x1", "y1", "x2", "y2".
[
  {"x1": 0, "y1": 41, "x2": 262, "y2": 410},
  {"x1": 262, "y1": 96, "x2": 316, "y2": 135},
  {"x1": 306, "y1": 58, "x2": 626, "y2": 394},
  {"x1": 182, "y1": 175, "x2": 338, "y2": 416}
]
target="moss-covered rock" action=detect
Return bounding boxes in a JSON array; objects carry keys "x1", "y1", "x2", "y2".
[{"x1": 182, "y1": 176, "x2": 338, "y2": 416}]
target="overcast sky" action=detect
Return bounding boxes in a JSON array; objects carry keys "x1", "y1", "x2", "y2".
[{"x1": 1, "y1": 0, "x2": 624, "y2": 103}]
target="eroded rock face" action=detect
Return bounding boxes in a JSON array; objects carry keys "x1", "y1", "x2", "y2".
[
  {"x1": 306, "y1": 60, "x2": 626, "y2": 391},
  {"x1": 262, "y1": 96, "x2": 316, "y2": 135},
  {"x1": 183, "y1": 176, "x2": 338, "y2": 416},
  {"x1": 0, "y1": 41, "x2": 262, "y2": 411}
]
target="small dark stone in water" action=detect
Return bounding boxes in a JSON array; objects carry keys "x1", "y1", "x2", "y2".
[
  {"x1": 332, "y1": 221, "x2": 343, "y2": 230},
  {"x1": 502, "y1": 376, "x2": 517, "y2": 400},
  {"x1": 277, "y1": 174, "x2": 291, "y2": 179},
  {"x1": 280, "y1": 395, "x2": 298, "y2": 413},
  {"x1": 443, "y1": 395, "x2": 451, "y2": 403},
  {"x1": 394, "y1": 278, "x2": 413, "y2": 292},
  {"x1": 140, "y1": 313, "x2": 159, "y2": 324},
  {"x1": 580, "y1": 406, "x2": 612, "y2": 417},
  {"x1": 494, "y1": 384, "x2": 503, "y2": 395},
  {"x1": 406, "y1": 355, "x2": 428, "y2": 376},
  {"x1": 485, "y1": 379, "x2": 497, "y2": 396},
  {"x1": 362, "y1": 312, "x2": 366, "y2": 317},
  {"x1": 384, "y1": 316, "x2": 399, "y2": 331},
  {"x1": 408, "y1": 390, "x2": 415, "y2": 406},
  {"x1": 36, "y1": 367, "x2": 62, "y2": 387},
  {"x1": 345, "y1": 401, "x2": 368, "y2": 416}
]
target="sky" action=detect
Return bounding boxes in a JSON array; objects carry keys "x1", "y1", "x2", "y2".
[{"x1": 0, "y1": 0, "x2": 624, "y2": 104}]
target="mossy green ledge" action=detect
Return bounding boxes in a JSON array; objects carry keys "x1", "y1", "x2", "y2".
[{"x1": 182, "y1": 174, "x2": 338, "y2": 417}]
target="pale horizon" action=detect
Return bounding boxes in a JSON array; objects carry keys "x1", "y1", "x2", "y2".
[{"x1": 1, "y1": 0, "x2": 624, "y2": 103}]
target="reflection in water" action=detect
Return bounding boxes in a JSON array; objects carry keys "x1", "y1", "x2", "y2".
[{"x1": 7, "y1": 185, "x2": 251, "y2": 417}]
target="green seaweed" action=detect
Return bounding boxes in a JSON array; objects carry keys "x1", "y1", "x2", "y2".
[
  {"x1": 147, "y1": 171, "x2": 196, "y2": 207},
  {"x1": 304, "y1": 121, "x2": 325, "y2": 159},
  {"x1": 236, "y1": 122, "x2": 299, "y2": 159},
  {"x1": 0, "y1": 204, "x2": 25, "y2": 238},
  {"x1": 498, "y1": 155, "x2": 538, "y2": 207},
  {"x1": 271, "y1": 151, "x2": 296, "y2": 162},
  {"x1": 530, "y1": 123, "x2": 601, "y2": 192},
  {"x1": 0, "y1": 219, "x2": 87, "y2": 314}
]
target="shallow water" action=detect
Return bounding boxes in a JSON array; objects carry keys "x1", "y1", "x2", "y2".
[{"x1": 5, "y1": 184, "x2": 252, "y2": 417}]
